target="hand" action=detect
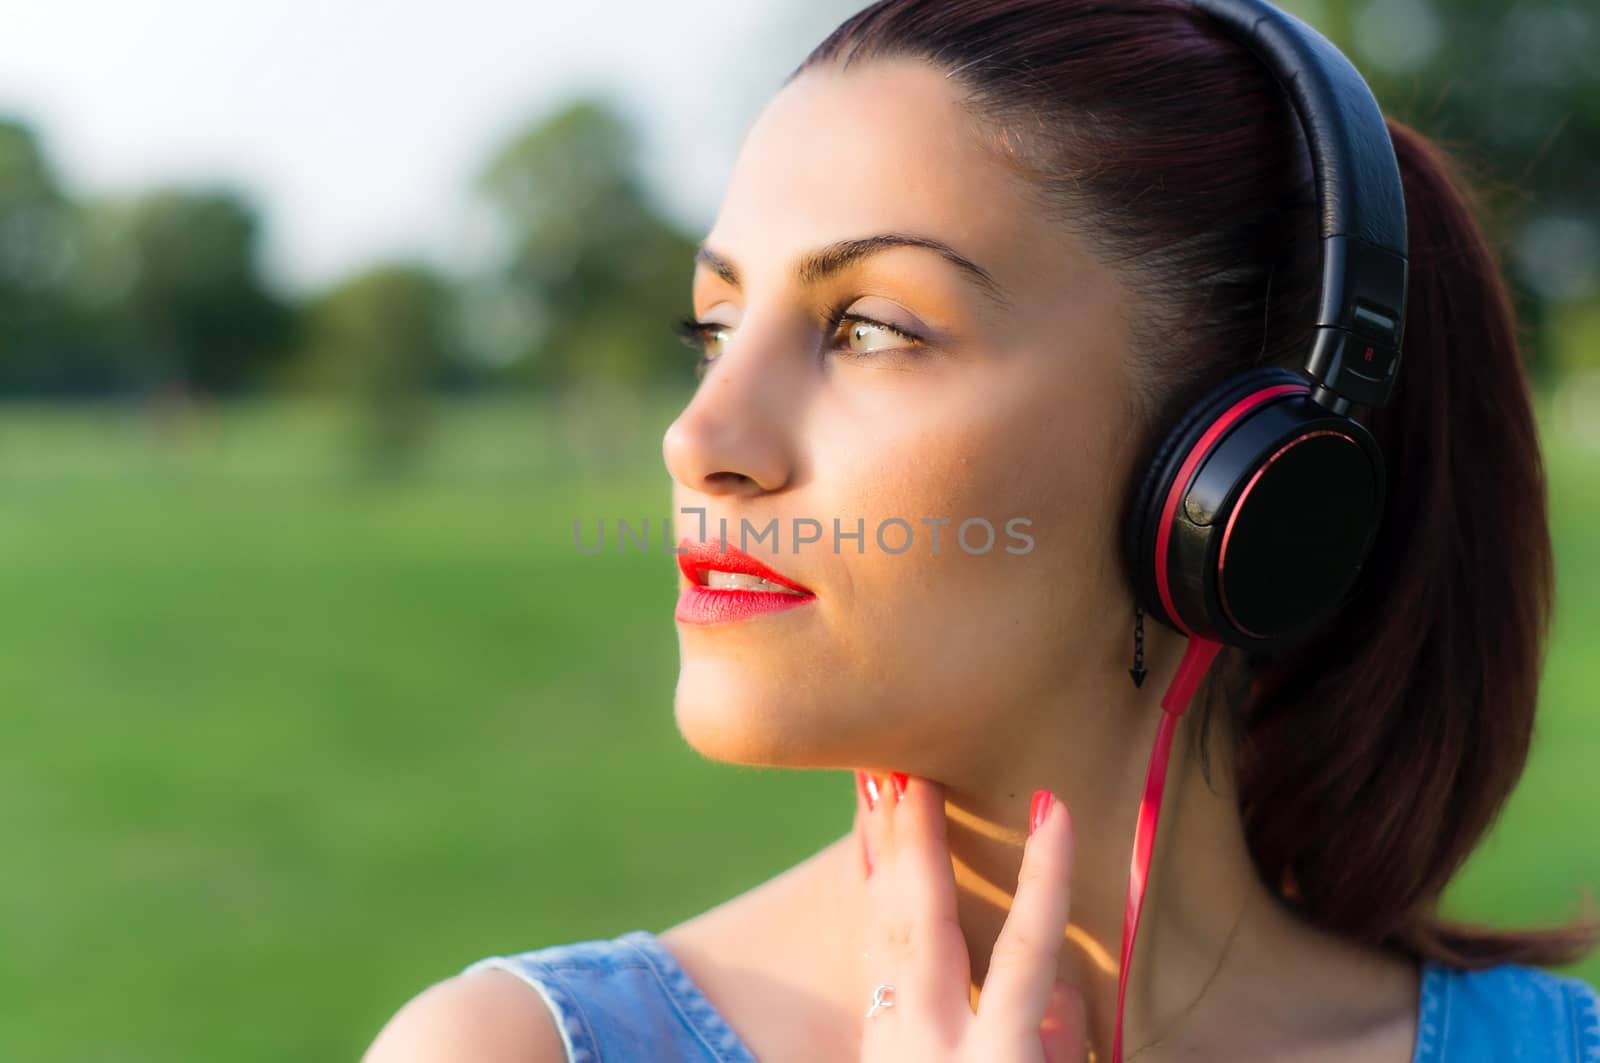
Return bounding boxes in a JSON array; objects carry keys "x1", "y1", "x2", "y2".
[{"x1": 853, "y1": 771, "x2": 1087, "y2": 1062}]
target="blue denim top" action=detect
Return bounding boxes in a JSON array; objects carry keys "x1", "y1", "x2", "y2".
[{"x1": 461, "y1": 929, "x2": 1600, "y2": 1062}]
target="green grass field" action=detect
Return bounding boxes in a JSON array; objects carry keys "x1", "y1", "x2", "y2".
[{"x1": 0, "y1": 393, "x2": 1594, "y2": 1061}]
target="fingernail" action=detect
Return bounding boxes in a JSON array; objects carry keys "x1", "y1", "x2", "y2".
[
  {"x1": 889, "y1": 772, "x2": 908, "y2": 803},
  {"x1": 1029, "y1": 788, "x2": 1053, "y2": 835},
  {"x1": 856, "y1": 770, "x2": 879, "y2": 811}
]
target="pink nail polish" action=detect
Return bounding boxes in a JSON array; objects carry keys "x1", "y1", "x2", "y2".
[
  {"x1": 856, "y1": 769, "x2": 878, "y2": 811},
  {"x1": 1029, "y1": 789, "x2": 1053, "y2": 835}
]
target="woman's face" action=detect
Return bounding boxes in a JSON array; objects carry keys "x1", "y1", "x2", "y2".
[{"x1": 662, "y1": 58, "x2": 1142, "y2": 775}]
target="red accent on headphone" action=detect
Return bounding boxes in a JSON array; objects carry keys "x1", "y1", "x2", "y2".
[
  {"x1": 1111, "y1": 635, "x2": 1223, "y2": 1063},
  {"x1": 1153, "y1": 383, "x2": 1309, "y2": 634}
]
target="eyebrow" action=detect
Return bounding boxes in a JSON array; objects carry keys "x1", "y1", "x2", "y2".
[{"x1": 693, "y1": 233, "x2": 1011, "y2": 309}]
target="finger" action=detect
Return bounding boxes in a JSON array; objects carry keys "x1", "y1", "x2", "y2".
[
  {"x1": 856, "y1": 771, "x2": 904, "y2": 966},
  {"x1": 977, "y1": 789, "x2": 1074, "y2": 1041},
  {"x1": 852, "y1": 770, "x2": 874, "y2": 879},
  {"x1": 1037, "y1": 980, "x2": 1088, "y2": 1063},
  {"x1": 889, "y1": 775, "x2": 973, "y2": 1025},
  {"x1": 858, "y1": 771, "x2": 909, "y2": 1051}
]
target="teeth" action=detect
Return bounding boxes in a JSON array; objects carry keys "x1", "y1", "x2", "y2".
[{"x1": 705, "y1": 570, "x2": 804, "y2": 595}]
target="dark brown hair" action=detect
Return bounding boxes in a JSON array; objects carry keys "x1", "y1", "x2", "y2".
[{"x1": 793, "y1": 0, "x2": 1599, "y2": 969}]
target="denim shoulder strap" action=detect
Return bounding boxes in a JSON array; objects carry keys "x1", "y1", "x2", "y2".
[
  {"x1": 461, "y1": 930, "x2": 760, "y2": 1063},
  {"x1": 1418, "y1": 959, "x2": 1599, "y2": 1062}
]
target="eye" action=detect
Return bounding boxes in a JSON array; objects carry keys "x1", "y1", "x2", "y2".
[
  {"x1": 668, "y1": 305, "x2": 927, "y2": 380},
  {"x1": 830, "y1": 312, "x2": 922, "y2": 359},
  {"x1": 670, "y1": 315, "x2": 730, "y2": 380}
]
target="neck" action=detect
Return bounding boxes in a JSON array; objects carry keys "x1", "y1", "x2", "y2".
[{"x1": 839, "y1": 646, "x2": 1303, "y2": 1055}]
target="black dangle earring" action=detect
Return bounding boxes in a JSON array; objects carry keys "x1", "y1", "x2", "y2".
[{"x1": 1129, "y1": 606, "x2": 1146, "y2": 688}]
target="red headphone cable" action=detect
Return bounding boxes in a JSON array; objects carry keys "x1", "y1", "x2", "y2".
[{"x1": 1109, "y1": 635, "x2": 1224, "y2": 1063}]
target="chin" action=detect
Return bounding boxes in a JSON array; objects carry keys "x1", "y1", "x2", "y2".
[
  {"x1": 671, "y1": 656, "x2": 850, "y2": 769},
  {"x1": 673, "y1": 662, "x2": 797, "y2": 767}
]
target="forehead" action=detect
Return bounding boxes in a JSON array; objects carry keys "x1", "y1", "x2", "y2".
[{"x1": 706, "y1": 58, "x2": 1044, "y2": 284}]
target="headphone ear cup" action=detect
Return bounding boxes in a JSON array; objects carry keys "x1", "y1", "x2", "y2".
[
  {"x1": 1126, "y1": 364, "x2": 1387, "y2": 647},
  {"x1": 1123, "y1": 366, "x2": 1314, "y2": 636}
]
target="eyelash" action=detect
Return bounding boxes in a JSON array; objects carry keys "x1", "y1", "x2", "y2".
[{"x1": 669, "y1": 302, "x2": 924, "y2": 380}]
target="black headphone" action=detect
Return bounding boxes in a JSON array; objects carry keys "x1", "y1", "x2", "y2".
[{"x1": 1123, "y1": 0, "x2": 1410, "y2": 652}]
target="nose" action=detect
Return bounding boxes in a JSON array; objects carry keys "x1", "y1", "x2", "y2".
[{"x1": 662, "y1": 325, "x2": 800, "y2": 498}]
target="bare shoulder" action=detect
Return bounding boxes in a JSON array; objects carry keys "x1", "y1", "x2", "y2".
[{"x1": 361, "y1": 968, "x2": 567, "y2": 1063}]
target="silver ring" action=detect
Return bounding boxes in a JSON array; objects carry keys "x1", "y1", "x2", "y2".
[{"x1": 865, "y1": 983, "x2": 896, "y2": 1018}]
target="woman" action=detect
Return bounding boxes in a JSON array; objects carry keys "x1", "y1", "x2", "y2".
[{"x1": 364, "y1": 1, "x2": 1600, "y2": 1059}]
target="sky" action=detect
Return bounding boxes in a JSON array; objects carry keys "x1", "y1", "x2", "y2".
[
  {"x1": 0, "y1": 0, "x2": 861, "y2": 297},
  {"x1": 4, "y1": 0, "x2": 1505, "y2": 303}
]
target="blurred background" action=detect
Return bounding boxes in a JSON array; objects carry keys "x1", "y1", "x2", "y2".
[{"x1": 0, "y1": 0, "x2": 1594, "y2": 1058}]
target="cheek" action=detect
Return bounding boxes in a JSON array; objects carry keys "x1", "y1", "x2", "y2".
[{"x1": 813, "y1": 373, "x2": 1127, "y2": 720}]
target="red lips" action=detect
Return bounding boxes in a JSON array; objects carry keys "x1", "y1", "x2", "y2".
[{"x1": 674, "y1": 537, "x2": 817, "y2": 625}]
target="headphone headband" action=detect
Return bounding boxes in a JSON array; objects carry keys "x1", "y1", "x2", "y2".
[
  {"x1": 1124, "y1": 0, "x2": 1407, "y2": 650},
  {"x1": 1186, "y1": 0, "x2": 1409, "y2": 412}
]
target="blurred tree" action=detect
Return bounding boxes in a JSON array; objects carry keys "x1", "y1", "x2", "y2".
[
  {"x1": 469, "y1": 97, "x2": 700, "y2": 391},
  {"x1": 1285, "y1": 0, "x2": 1599, "y2": 384},
  {"x1": 0, "y1": 117, "x2": 89, "y2": 393},
  {"x1": 107, "y1": 185, "x2": 296, "y2": 395},
  {"x1": 300, "y1": 261, "x2": 458, "y2": 470}
]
